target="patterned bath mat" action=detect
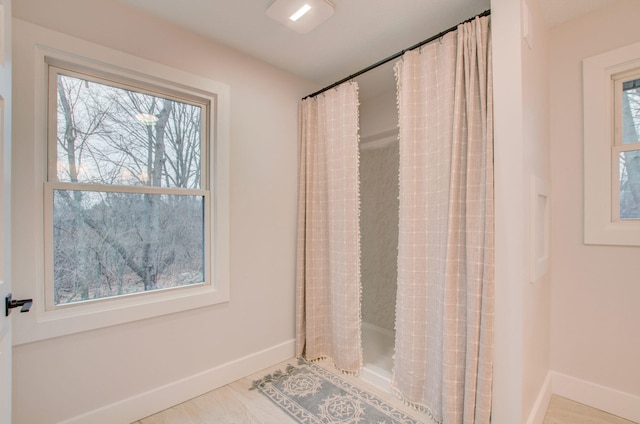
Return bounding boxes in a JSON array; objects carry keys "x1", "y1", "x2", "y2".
[{"x1": 250, "y1": 360, "x2": 422, "y2": 424}]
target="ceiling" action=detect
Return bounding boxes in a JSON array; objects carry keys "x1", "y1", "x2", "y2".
[
  {"x1": 117, "y1": 0, "x2": 491, "y2": 87},
  {"x1": 116, "y1": 0, "x2": 619, "y2": 96}
]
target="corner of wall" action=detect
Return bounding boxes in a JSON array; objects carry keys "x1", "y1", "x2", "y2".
[
  {"x1": 490, "y1": 0, "x2": 526, "y2": 422},
  {"x1": 525, "y1": 372, "x2": 553, "y2": 424}
]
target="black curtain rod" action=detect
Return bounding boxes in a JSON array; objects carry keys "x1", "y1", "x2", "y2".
[{"x1": 302, "y1": 9, "x2": 491, "y2": 100}]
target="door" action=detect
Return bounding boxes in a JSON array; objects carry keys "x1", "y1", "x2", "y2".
[{"x1": 0, "y1": 0, "x2": 11, "y2": 422}]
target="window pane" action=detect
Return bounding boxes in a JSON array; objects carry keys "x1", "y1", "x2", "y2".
[
  {"x1": 620, "y1": 150, "x2": 640, "y2": 219},
  {"x1": 53, "y1": 190, "x2": 204, "y2": 305},
  {"x1": 622, "y1": 78, "x2": 640, "y2": 145},
  {"x1": 56, "y1": 73, "x2": 202, "y2": 188}
]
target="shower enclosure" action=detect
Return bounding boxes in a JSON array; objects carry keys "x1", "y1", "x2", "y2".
[
  {"x1": 357, "y1": 67, "x2": 398, "y2": 389},
  {"x1": 296, "y1": 14, "x2": 493, "y2": 420}
]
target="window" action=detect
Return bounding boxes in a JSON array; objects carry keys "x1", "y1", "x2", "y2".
[
  {"x1": 614, "y1": 74, "x2": 640, "y2": 220},
  {"x1": 12, "y1": 26, "x2": 229, "y2": 344},
  {"x1": 47, "y1": 65, "x2": 209, "y2": 308},
  {"x1": 583, "y1": 41, "x2": 640, "y2": 246}
]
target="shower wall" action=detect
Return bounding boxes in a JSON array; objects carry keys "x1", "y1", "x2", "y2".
[{"x1": 359, "y1": 89, "x2": 398, "y2": 333}]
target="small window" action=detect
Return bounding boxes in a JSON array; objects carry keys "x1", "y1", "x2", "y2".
[
  {"x1": 583, "y1": 42, "x2": 640, "y2": 246},
  {"x1": 46, "y1": 64, "x2": 210, "y2": 308},
  {"x1": 614, "y1": 74, "x2": 640, "y2": 220}
]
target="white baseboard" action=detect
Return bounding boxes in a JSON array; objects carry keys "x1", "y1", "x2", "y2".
[
  {"x1": 58, "y1": 339, "x2": 296, "y2": 424},
  {"x1": 551, "y1": 371, "x2": 640, "y2": 423},
  {"x1": 526, "y1": 372, "x2": 553, "y2": 424}
]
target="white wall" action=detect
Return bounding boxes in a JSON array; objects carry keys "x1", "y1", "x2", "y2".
[
  {"x1": 492, "y1": 0, "x2": 552, "y2": 422},
  {"x1": 520, "y1": 0, "x2": 552, "y2": 422},
  {"x1": 11, "y1": 1, "x2": 316, "y2": 423},
  {"x1": 494, "y1": 0, "x2": 640, "y2": 421},
  {"x1": 492, "y1": 0, "x2": 525, "y2": 421},
  {"x1": 549, "y1": 0, "x2": 640, "y2": 408},
  {"x1": 494, "y1": 0, "x2": 640, "y2": 419}
]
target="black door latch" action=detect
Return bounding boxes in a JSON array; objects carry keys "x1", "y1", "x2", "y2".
[{"x1": 5, "y1": 293, "x2": 33, "y2": 316}]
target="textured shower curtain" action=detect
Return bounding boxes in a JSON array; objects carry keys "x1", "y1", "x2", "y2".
[
  {"x1": 295, "y1": 83, "x2": 362, "y2": 374},
  {"x1": 393, "y1": 15, "x2": 494, "y2": 424}
]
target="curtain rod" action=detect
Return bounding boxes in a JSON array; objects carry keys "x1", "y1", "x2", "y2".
[{"x1": 302, "y1": 9, "x2": 491, "y2": 100}]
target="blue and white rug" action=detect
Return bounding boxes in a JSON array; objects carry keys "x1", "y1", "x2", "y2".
[{"x1": 251, "y1": 360, "x2": 422, "y2": 424}]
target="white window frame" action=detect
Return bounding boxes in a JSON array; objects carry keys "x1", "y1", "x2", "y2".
[
  {"x1": 612, "y1": 70, "x2": 640, "y2": 221},
  {"x1": 13, "y1": 24, "x2": 229, "y2": 344},
  {"x1": 583, "y1": 40, "x2": 640, "y2": 246},
  {"x1": 45, "y1": 62, "x2": 212, "y2": 311}
]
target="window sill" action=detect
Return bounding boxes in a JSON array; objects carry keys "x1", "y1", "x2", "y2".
[{"x1": 13, "y1": 284, "x2": 229, "y2": 345}]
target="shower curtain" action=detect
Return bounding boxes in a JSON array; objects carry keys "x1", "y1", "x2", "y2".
[
  {"x1": 393, "y1": 15, "x2": 494, "y2": 424},
  {"x1": 295, "y1": 82, "x2": 362, "y2": 374}
]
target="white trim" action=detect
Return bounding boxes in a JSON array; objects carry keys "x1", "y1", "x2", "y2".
[
  {"x1": 551, "y1": 371, "x2": 640, "y2": 423},
  {"x1": 57, "y1": 339, "x2": 296, "y2": 424},
  {"x1": 525, "y1": 370, "x2": 640, "y2": 423},
  {"x1": 361, "y1": 320, "x2": 394, "y2": 338},
  {"x1": 526, "y1": 372, "x2": 552, "y2": 424},
  {"x1": 12, "y1": 20, "x2": 230, "y2": 344},
  {"x1": 529, "y1": 175, "x2": 550, "y2": 283},
  {"x1": 359, "y1": 128, "x2": 398, "y2": 150},
  {"x1": 583, "y1": 40, "x2": 640, "y2": 246},
  {"x1": 360, "y1": 364, "x2": 392, "y2": 393}
]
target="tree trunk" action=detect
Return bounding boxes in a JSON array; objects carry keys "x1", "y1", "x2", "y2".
[{"x1": 142, "y1": 99, "x2": 173, "y2": 291}]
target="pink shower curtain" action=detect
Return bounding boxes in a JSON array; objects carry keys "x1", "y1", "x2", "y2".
[
  {"x1": 393, "y1": 16, "x2": 494, "y2": 424},
  {"x1": 295, "y1": 83, "x2": 362, "y2": 374}
]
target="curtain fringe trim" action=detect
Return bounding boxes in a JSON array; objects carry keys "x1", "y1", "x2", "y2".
[
  {"x1": 301, "y1": 355, "x2": 362, "y2": 376},
  {"x1": 355, "y1": 87, "x2": 365, "y2": 377},
  {"x1": 391, "y1": 386, "x2": 443, "y2": 424},
  {"x1": 249, "y1": 356, "x2": 364, "y2": 391}
]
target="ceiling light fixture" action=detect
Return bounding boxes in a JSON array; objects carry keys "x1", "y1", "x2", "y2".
[
  {"x1": 289, "y1": 4, "x2": 312, "y2": 22},
  {"x1": 267, "y1": 0, "x2": 334, "y2": 34}
]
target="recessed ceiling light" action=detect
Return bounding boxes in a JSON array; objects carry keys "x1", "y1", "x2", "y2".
[
  {"x1": 267, "y1": 0, "x2": 334, "y2": 34},
  {"x1": 289, "y1": 4, "x2": 312, "y2": 22}
]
